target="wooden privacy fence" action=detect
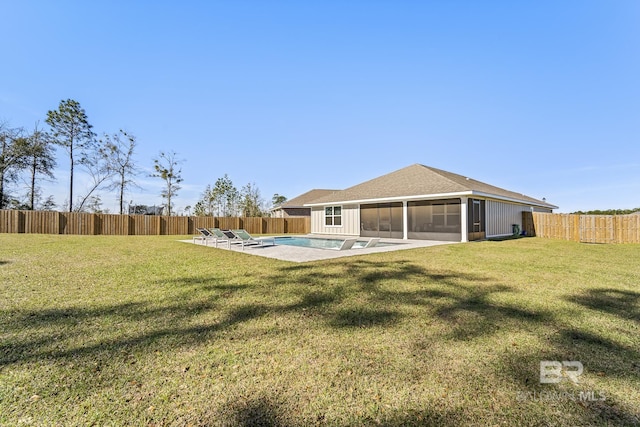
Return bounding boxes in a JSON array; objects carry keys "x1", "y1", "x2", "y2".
[
  {"x1": 522, "y1": 212, "x2": 640, "y2": 244},
  {"x1": 0, "y1": 210, "x2": 310, "y2": 236}
]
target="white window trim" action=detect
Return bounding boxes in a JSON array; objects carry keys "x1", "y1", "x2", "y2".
[{"x1": 324, "y1": 205, "x2": 343, "y2": 228}]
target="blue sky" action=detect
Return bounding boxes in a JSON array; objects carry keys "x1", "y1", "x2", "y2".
[{"x1": 2, "y1": 1, "x2": 639, "y2": 213}]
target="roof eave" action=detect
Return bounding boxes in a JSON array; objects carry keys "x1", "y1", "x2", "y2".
[
  {"x1": 304, "y1": 191, "x2": 473, "y2": 206},
  {"x1": 270, "y1": 205, "x2": 308, "y2": 211},
  {"x1": 470, "y1": 191, "x2": 558, "y2": 209},
  {"x1": 304, "y1": 190, "x2": 557, "y2": 209}
]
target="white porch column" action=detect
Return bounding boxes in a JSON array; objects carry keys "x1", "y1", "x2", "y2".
[
  {"x1": 460, "y1": 196, "x2": 468, "y2": 242},
  {"x1": 403, "y1": 200, "x2": 408, "y2": 240}
]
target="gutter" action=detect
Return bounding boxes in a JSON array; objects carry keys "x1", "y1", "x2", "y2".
[{"x1": 304, "y1": 191, "x2": 557, "y2": 210}]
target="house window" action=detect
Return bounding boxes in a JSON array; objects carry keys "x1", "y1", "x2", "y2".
[{"x1": 325, "y1": 206, "x2": 342, "y2": 226}]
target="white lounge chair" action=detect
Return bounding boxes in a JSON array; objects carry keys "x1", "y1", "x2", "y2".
[
  {"x1": 194, "y1": 227, "x2": 229, "y2": 248},
  {"x1": 228, "y1": 229, "x2": 275, "y2": 250},
  {"x1": 209, "y1": 228, "x2": 229, "y2": 239},
  {"x1": 364, "y1": 238, "x2": 380, "y2": 248},
  {"x1": 194, "y1": 227, "x2": 215, "y2": 245},
  {"x1": 336, "y1": 238, "x2": 358, "y2": 250}
]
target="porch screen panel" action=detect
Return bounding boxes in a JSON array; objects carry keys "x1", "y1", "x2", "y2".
[
  {"x1": 390, "y1": 202, "x2": 403, "y2": 232},
  {"x1": 408, "y1": 201, "x2": 430, "y2": 232},
  {"x1": 379, "y1": 205, "x2": 391, "y2": 232},
  {"x1": 408, "y1": 199, "x2": 461, "y2": 233},
  {"x1": 360, "y1": 204, "x2": 378, "y2": 232},
  {"x1": 360, "y1": 203, "x2": 403, "y2": 237}
]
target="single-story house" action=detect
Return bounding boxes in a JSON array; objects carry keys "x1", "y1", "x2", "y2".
[
  {"x1": 270, "y1": 189, "x2": 339, "y2": 218},
  {"x1": 304, "y1": 164, "x2": 557, "y2": 242}
]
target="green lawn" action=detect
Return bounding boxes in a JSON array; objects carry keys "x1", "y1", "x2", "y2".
[{"x1": 1, "y1": 235, "x2": 639, "y2": 426}]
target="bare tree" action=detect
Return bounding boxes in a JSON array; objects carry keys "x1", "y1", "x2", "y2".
[
  {"x1": 46, "y1": 99, "x2": 95, "y2": 212},
  {"x1": 151, "y1": 151, "x2": 183, "y2": 216},
  {"x1": 24, "y1": 122, "x2": 56, "y2": 210},
  {"x1": 101, "y1": 130, "x2": 139, "y2": 214},
  {"x1": 0, "y1": 122, "x2": 28, "y2": 209},
  {"x1": 74, "y1": 138, "x2": 114, "y2": 212}
]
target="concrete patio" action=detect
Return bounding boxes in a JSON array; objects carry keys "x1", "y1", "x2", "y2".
[{"x1": 183, "y1": 235, "x2": 456, "y2": 262}]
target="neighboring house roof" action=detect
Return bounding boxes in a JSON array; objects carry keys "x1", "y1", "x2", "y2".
[
  {"x1": 272, "y1": 189, "x2": 340, "y2": 210},
  {"x1": 305, "y1": 164, "x2": 557, "y2": 209}
]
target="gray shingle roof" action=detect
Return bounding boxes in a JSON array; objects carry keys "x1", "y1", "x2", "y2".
[
  {"x1": 305, "y1": 164, "x2": 556, "y2": 208},
  {"x1": 275, "y1": 189, "x2": 340, "y2": 209}
]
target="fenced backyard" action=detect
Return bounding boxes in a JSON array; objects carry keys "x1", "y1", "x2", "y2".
[
  {"x1": 523, "y1": 211, "x2": 640, "y2": 244},
  {"x1": 0, "y1": 210, "x2": 310, "y2": 236},
  {"x1": 3, "y1": 210, "x2": 639, "y2": 244}
]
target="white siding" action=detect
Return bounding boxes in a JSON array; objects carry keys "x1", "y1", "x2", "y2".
[
  {"x1": 486, "y1": 200, "x2": 528, "y2": 237},
  {"x1": 310, "y1": 205, "x2": 360, "y2": 235},
  {"x1": 533, "y1": 206, "x2": 553, "y2": 213}
]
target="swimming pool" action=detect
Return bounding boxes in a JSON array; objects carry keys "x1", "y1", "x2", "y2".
[{"x1": 273, "y1": 236, "x2": 397, "y2": 250}]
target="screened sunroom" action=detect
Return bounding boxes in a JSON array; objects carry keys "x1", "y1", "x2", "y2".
[{"x1": 305, "y1": 164, "x2": 556, "y2": 242}]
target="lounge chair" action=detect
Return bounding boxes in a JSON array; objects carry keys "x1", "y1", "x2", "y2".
[
  {"x1": 229, "y1": 229, "x2": 275, "y2": 250},
  {"x1": 194, "y1": 227, "x2": 215, "y2": 245},
  {"x1": 194, "y1": 227, "x2": 229, "y2": 248},
  {"x1": 218, "y1": 229, "x2": 260, "y2": 250},
  {"x1": 209, "y1": 228, "x2": 228, "y2": 239},
  {"x1": 207, "y1": 228, "x2": 233, "y2": 248},
  {"x1": 336, "y1": 238, "x2": 358, "y2": 250},
  {"x1": 363, "y1": 238, "x2": 380, "y2": 248}
]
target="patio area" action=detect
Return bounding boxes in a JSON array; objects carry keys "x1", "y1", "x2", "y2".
[{"x1": 183, "y1": 234, "x2": 456, "y2": 262}]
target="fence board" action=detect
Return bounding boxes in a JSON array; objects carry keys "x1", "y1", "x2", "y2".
[
  {"x1": 286, "y1": 217, "x2": 310, "y2": 234},
  {"x1": 192, "y1": 217, "x2": 217, "y2": 232},
  {"x1": 60, "y1": 212, "x2": 96, "y2": 235},
  {"x1": 164, "y1": 216, "x2": 189, "y2": 235},
  {"x1": 24, "y1": 211, "x2": 59, "y2": 234},
  {"x1": 96, "y1": 214, "x2": 130, "y2": 235},
  {"x1": 131, "y1": 215, "x2": 160, "y2": 235},
  {"x1": 0, "y1": 210, "x2": 311, "y2": 236},
  {"x1": 241, "y1": 217, "x2": 262, "y2": 234},
  {"x1": 264, "y1": 218, "x2": 285, "y2": 234},
  {"x1": 0, "y1": 210, "x2": 24, "y2": 233},
  {"x1": 526, "y1": 212, "x2": 639, "y2": 244},
  {"x1": 218, "y1": 217, "x2": 240, "y2": 231},
  {"x1": 615, "y1": 214, "x2": 640, "y2": 244}
]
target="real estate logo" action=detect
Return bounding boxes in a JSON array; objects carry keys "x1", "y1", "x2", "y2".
[
  {"x1": 540, "y1": 361, "x2": 583, "y2": 384},
  {"x1": 517, "y1": 360, "x2": 606, "y2": 402}
]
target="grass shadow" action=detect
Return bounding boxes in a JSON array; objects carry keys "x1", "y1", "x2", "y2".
[
  {"x1": 268, "y1": 258, "x2": 552, "y2": 341},
  {"x1": 0, "y1": 296, "x2": 265, "y2": 367},
  {"x1": 568, "y1": 288, "x2": 640, "y2": 323},
  {"x1": 432, "y1": 283, "x2": 550, "y2": 340},
  {"x1": 228, "y1": 396, "x2": 288, "y2": 427},
  {"x1": 492, "y1": 288, "x2": 640, "y2": 424},
  {"x1": 330, "y1": 308, "x2": 401, "y2": 328}
]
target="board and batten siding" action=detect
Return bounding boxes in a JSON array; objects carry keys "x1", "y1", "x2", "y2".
[
  {"x1": 533, "y1": 206, "x2": 554, "y2": 213},
  {"x1": 485, "y1": 200, "x2": 529, "y2": 237},
  {"x1": 310, "y1": 205, "x2": 360, "y2": 235}
]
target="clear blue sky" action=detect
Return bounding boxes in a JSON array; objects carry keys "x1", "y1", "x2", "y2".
[{"x1": 2, "y1": 1, "x2": 639, "y2": 213}]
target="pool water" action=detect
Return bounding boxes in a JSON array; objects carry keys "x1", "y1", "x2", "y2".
[{"x1": 273, "y1": 236, "x2": 395, "y2": 250}]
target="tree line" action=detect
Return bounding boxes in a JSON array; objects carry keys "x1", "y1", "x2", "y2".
[
  {"x1": 1, "y1": 99, "x2": 288, "y2": 216},
  {"x1": 571, "y1": 208, "x2": 640, "y2": 215}
]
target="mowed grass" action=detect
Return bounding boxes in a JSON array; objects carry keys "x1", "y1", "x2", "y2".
[{"x1": 0, "y1": 235, "x2": 639, "y2": 426}]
